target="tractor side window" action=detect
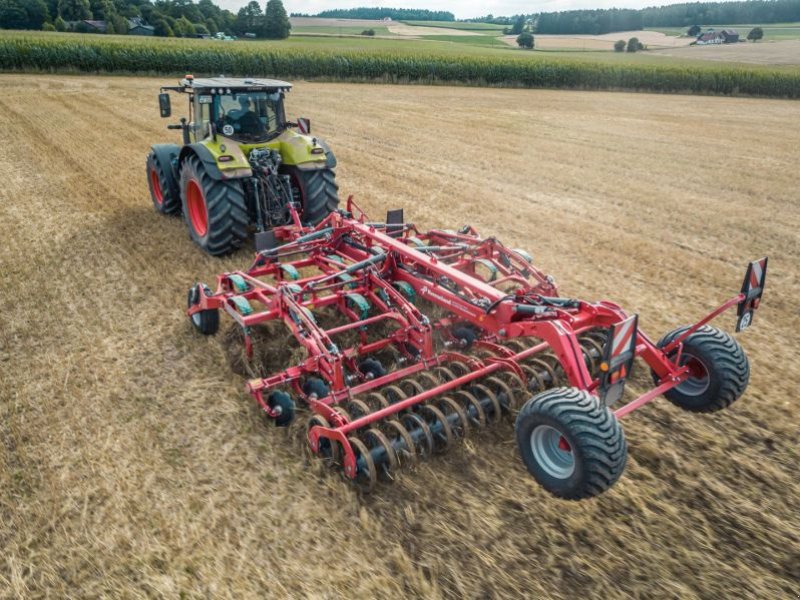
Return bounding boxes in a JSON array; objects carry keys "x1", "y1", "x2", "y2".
[{"x1": 198, "y1": 101, "x2": 211, "y2": 139}]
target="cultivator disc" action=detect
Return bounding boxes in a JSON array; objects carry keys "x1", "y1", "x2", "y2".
[{"x1": 187, "y1": 198, "x2": 766, "y2": 499}]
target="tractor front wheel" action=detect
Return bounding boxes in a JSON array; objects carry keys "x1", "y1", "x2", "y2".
[
  {"x1": 147, "y1": 147, "x2": 180, "y2": 215},
  {"x1": 654, "y1": 325, "x2": 749, "y2": 412},
  {"x1": 180, "y1": 155, "x2": 248, "y2": 256},
  {"x1": 284, "y1": 166, "x2": 339, "y2": 226},
  {"x1": 515, "y1": 387, "x2": 627, "y2": 500}
]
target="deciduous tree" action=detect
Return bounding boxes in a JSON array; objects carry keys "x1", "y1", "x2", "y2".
[
  {"x1": 516, "y1": 32, "x2": 534, "y2": 49},
  {"x1": 262, "y1": 0, "x2": 290, "y2": 39}
]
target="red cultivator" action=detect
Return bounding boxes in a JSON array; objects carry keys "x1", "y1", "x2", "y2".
[{"x1": 187, "y1": 198, "x2": 767, "y2": 499}]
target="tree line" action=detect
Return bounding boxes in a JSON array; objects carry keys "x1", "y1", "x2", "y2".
[
  {"x1": 532, "y1": 0, "x2": 800, "y2": 35},
  {"x1": 0, "y1": 0, "x2": 291, "y2": 39},
  {"x1": 293, "y1": 7, "x2": 454, "y2": 21},
  {"x1": 641, "y1": 0, "x2": 800, "y2": 27},
  {"x1": 536, "y1": 9, "x2": 642, "y2": 35}
]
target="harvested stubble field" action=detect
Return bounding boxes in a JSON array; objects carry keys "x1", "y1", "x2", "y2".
[{"x1": 1, "y1": 74, "x2": 799, "y2": 598}]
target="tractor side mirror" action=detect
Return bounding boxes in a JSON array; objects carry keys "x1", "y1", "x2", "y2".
[
  {"x1": 297, "y1": 117, "x2": 311, "y2": 134},
  {"x1": 159, "y1": 93, "x2": 171, "y2": 118}
]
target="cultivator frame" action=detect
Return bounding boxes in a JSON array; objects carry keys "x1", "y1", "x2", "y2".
[{"x1": 187, "y1": 198, "x2": 767, "y2": 498}]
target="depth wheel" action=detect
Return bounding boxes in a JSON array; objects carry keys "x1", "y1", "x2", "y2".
[
  {"x1": 654, "y1": 325, "x2": 749, "y2": 413},
  {"x1": 187, "y1": 283, "x2": 219, "y2": 335},
  {"x1": 515, "y1": 387, "x2": 627, "y2": 500}
]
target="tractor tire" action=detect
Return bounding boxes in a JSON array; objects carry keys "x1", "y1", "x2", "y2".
[
  {"x1": 284, "y1": 165, "x2": 339, "y2": 226},
  {"x1": 654, "y1": 325, "x2": 749, "y2": 413},
  {"x1": 146, "y1": 147, "x2": 180, "y2": 215},
  {"x1": 515, "y1": 387, "x2": 627, "y2": 500},
  {"x1": 180, "y1": 155, "x2": 249, "y2": 256}
]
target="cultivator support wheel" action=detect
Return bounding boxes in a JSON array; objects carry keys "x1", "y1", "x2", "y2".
[
  {"x1": 186, "y1": 198, "x2": 767, "y2": 499},
  {"x1": 516, "y1": 388, "x2": 627, "y2": 500}
]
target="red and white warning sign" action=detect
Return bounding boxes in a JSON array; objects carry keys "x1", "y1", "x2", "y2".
[
  {"x1": 737, "y1": 257, "x2": 767, "y2": 332},
  {"x1": 600, "y1": 314, "x2": 639, "y2": 406}
]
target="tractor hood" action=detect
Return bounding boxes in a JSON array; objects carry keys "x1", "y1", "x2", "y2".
[{"x1": 198, "y1": 128, "x2": 330, "y2": 178}]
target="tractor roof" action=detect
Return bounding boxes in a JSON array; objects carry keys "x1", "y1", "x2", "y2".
[{"x1": 179, "y1": 77, "x2": 292, "y2": 92}]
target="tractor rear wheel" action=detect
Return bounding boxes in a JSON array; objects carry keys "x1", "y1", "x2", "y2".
[
  {"x1": 284, "y1": 166, "x2": 339, "y2": 226},
  {"x1": 515, "y1": 387, "x2": 627, "y2": 500},
  {"x1": 147, "y1": 148, "x2": 180, "y2": 215},
  {"x1": 180, "y1": 155, "x2": 249, "y2": 256},
  {"x1": 654, "y1": 325, "x2": 749, "y2": 413}
]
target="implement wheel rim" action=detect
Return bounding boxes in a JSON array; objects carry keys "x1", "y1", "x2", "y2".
[
  {"x1": 186, "y1": 179, "x2": 207, "y2": 236},
  {"x1": 150, "y1": 168, "x2": 163, "y2": 206},
  {"x1": 676, "y1": 352, "x2": 710, "y2": 396},
  {"x1": 530, "y1": 425, "x2": 575, "y2": 479}
]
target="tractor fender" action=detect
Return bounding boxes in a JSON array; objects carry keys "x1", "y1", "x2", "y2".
[
  {"x1": 278, "y1": 129, "x2": 334, "y2": 169},
  {"x1": 179, "y1": 143, "x2": 252, "y2": 181},
  {"x1": 288, "y1": 139, "x2": 336, "y2": 171},
  {"x1": 317, "y1": 139, "x2": 337, "y2": 169},
  {"x1": 150, "y1": 143, "x2": 181, "y2": 182}
]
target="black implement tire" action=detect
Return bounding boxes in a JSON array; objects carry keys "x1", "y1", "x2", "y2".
[
  {"x1": 654, "y1": 325, "x2": 749, "y2": 413},
  {"x1": 147, "y1": 147, "x2": 180, "y2": 215},
  {"x1": 187, "y1": 284, "x2": 219, "y2": 336},
  {"x1": 267, "y1": 391, "x2": 296, "y2": 427},
  {"x1": 515, "y1": 387, "x2": 627, "y2": 500},
  {"x1": 180, "y1": 155, "x2": 249, "y2": 256},
  {"x1": 284, "y1": 165, "x2": 339, "y2": 226}
]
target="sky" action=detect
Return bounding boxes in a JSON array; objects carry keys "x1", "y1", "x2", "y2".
[{"x1": 215, "y1": 0, "x2": 715, "y2": 19}]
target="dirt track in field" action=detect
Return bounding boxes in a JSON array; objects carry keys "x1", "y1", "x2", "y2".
[{"x1": 1, "y1": 75, "x2": 799, "y2": 598}]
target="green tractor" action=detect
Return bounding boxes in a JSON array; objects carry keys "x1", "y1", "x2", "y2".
[{"x1": 146, "y1": 76, "x2": 339, "y2": 255}]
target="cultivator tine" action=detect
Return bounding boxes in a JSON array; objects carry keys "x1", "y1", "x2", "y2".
[
  {"x1": 349, "y1": 436, "x2": 378, "y2": 492},
  {"x1": 363, "y1": 428, "x2": 399, "y2": 480},
  {"x1": 437, "y1": 397, "x2": 469, "y2": 437}
]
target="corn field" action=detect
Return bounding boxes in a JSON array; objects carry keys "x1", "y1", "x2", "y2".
[{"x1": 1, "y1": 32, "x2": 799, "y2": 97}]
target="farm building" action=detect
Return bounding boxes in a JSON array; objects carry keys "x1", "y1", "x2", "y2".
[
  {"x1": 695, "y1": 28, "x2": 739, "y2": 45},
  {"x1": 721, "y1": 29, "x2": 740, "y2": 42},
  {"x1": 128, "y1": 23, "x2": 155, "y2": 35},
  {"x1": 67, "y1": 19, "x2": 108, "y2": 33},
  {"x1": 696, "y1": 31, "x2": 725, "y2": 45},
  {"x1": 128, "y1": 17, "x2": 155, "y2": 36}
]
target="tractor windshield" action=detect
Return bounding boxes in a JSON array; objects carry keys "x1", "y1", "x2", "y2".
[{"x1": 214, "y1": 91, "x2": 284, "y2": 142}]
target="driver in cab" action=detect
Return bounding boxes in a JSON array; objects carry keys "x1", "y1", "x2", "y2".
[{"x1": 230, "y1": 95, "x2": 265, "y2": 136}]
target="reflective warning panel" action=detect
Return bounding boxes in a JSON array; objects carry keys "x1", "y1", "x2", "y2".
[
  {"x1": 737, "y1": 257, "x2": 767, "y2": 332},
  {"x1": 599, "y1": 314, "x2": 638, "y2": 407},
  {"x1": 297, "y1": 117, "x2": 311, "y2": 134}
]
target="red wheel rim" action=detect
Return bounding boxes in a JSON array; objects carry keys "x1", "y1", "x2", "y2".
[
  {"x1": 685, "y1": 356, "x2": 708, "y2": 379},
  {"x1": 186, "y1": 179, "x2": 207, "y2": 236},
  {"x1": 150, "y1": 168, "x2": 163, "y2": 206}
]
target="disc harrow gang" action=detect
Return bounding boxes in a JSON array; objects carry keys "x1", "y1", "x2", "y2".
[{"x1": 187, "y1": 198, "x2": 766, "y2": 499}]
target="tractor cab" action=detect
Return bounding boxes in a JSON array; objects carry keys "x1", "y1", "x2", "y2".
[{"x1": 159, "y1": 76, "x2": 293, "y2": 144}]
